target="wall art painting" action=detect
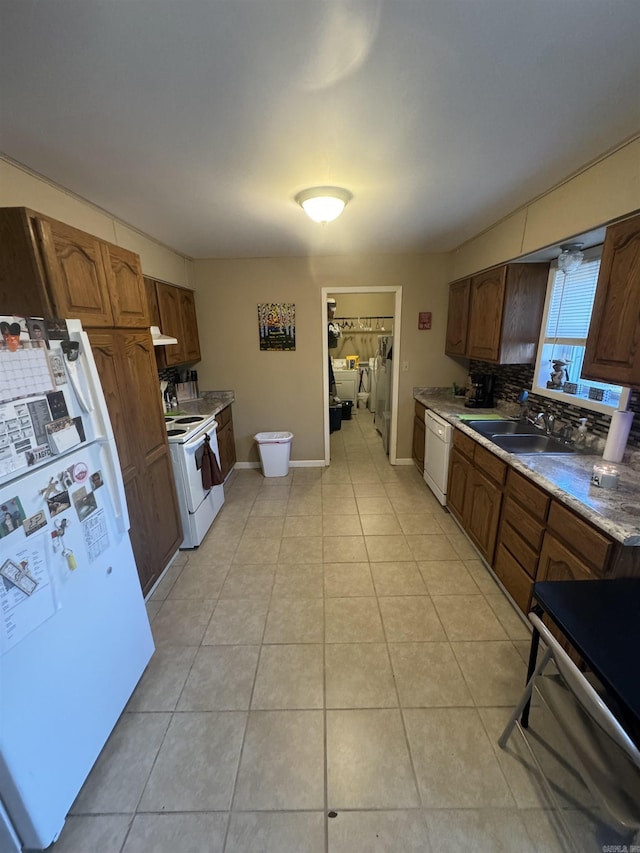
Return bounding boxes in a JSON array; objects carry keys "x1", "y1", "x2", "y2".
[{"x1": 258, "y1": 303, "x2": 296, "y2": 351}]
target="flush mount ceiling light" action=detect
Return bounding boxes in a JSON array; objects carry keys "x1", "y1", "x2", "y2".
[
  {"x1": 294, "y1": 186, "x2": 353, "y2": 223},
  {"x1": 557, "y1": 242, "x2": 584, "y2": 274}
]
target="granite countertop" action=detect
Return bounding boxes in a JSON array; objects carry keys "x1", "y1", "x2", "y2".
[
  {"x1": 165, "y1": 390, "x2": 235, "y2": 419},
  {"x1": 414, "y1": 390, "x2": 640, "y2": 547}
]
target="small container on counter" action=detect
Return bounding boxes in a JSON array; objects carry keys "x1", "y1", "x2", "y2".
[{"x1": 590, "y1": 463, "x2": 619, "y2": 490}]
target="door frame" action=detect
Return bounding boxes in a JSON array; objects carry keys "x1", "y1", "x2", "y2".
[{"x1": 322, "y1": 285, "x2": 403, "y2": 466}]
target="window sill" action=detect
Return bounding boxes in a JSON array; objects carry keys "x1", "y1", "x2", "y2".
[{"x1": 532, "y1": 385, "x2": 630, "y2": 415}]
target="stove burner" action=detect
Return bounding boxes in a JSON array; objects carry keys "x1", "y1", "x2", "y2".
[
  {"x1": 165, "y1": 416, "x2": 176, "y2": 423},
  {"x1": 175, "y1": 416, "x2": 205, "y2": 424},
  {"x1": 167, "y1": 428, "x2": 187, "y2": 436}
]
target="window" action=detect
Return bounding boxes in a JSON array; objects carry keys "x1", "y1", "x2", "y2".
[{"x1": 533, "y1": 247, "x2": 630, "y2": 413}]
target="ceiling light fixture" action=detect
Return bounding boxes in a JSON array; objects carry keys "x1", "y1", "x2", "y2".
[
  {"x1": 557, "y1": 242, "x2": 584, "y2": 274},
  {"x1": 295, "y1": 186, "x2": 353, "y2": 223}
]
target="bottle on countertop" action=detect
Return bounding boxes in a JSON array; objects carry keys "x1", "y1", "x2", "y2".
[{"x1": 574, "y1": 417, "x2": 588, "y2": 448}]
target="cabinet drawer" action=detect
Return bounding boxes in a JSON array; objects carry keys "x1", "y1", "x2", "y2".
[
  {"x1": 415, "y1": 401, "x2": 426, "y2": 419},
  {"x1": 494, "y1": 544, "x2": 534, "y2": 614},
  {"x1": 474, "y1": 444, "x2": 507, "y2": 485},
  {"x1": 501, "y1": 495, "x2": 545, "y2": 553},
  {"x1": 500, "y1": 521, "x2": 538, "y2": 578},
  {"x1": 547, "y1": 501, "x2": 613, "y2": 572},
  {"x1": 453, "y1": 429, "x2": 476, "y2": 460},
  {"x1": 216, "y1": 404, "x2": 232, "y2": 428},
  {"x1": 506, "y1": 469, "x2": 549, "y2": 521}
]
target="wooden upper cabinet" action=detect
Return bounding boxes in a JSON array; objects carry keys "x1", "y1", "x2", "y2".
[
  {"x1": 582, "y1": 213, "x2": 640, "y2": 388},
  {"x1": 102, "y1": 243, "x2": 150, "y2": 328},
  {"x1": 178, "y1": 287, "x2": 201, "y2": 363},
  {"x1": 0, "y1": 207, "x2": 150, "y2": 330},
  {"x1": 445, "y1": 278, "x2": 470, "y2": 356},
  {"x1": 154, "y1": 279, "x2": 201, "y2": 367},
  {"x1": 467, "y1": 267, "x2": 506, "y2": 361},
  {"x1": 36, "y1": 217, "x2": 114, "y2": 326},
  {"x1": 466, "y1": 263, "x2": 549, "y2": 364}
]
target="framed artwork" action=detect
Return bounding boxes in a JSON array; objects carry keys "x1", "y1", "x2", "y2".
[{"x1": 258, "y1": 303, "x2": 296, "y2": 351}]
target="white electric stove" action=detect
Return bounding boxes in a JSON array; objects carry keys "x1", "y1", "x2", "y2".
[{"x1": 164, "y1": 412, "x2": 224, "y2": 547}]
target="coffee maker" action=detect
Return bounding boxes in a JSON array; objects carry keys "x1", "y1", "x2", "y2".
[{"x1": 464, "y1": 373, "x2": 495, "y2": 408}]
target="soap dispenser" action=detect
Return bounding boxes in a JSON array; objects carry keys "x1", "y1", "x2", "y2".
[{"x1": 574, "y1": 418, "x2": 588, "y2": 448}]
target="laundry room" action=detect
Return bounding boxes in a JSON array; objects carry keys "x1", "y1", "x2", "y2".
[{"x1": 327, "y1": 291, "x2": 395, "y2": 418}]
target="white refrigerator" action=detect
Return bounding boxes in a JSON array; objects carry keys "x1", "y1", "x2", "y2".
[
  {"x1": 373, "y1": 335, "x2": 393, "y2": 452},
  {"x1": 0, "y1": 317, "x2": 154, "y2": 851}
]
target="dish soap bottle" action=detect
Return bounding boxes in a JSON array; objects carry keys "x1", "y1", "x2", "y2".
[{"x1": 574, "y1": 417, "x2": 588, "y2": 449}]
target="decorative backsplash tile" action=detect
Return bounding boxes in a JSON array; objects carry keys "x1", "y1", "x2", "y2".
[{"x1": 468, "y1": 360, "x2": 640, "y2": 449}]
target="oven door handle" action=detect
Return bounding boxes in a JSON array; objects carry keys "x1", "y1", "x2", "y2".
[{"x1": 183, "y1": 421, "x2": 218, "y2": 456}]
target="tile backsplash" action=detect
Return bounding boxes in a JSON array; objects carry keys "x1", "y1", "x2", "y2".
[{"x1": 469, "y1": 360, "x2": 640, "y2": 449}]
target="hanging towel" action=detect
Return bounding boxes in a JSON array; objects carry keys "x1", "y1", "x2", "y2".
[{"x1": 201, "y1": 434, "x2": 224, "y2": 488}]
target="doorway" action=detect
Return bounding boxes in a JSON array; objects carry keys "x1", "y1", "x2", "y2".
[{"x1": 322, "y1": 286, "x2": 402, "y2": 466}]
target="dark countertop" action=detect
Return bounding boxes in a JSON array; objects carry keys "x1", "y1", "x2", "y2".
[{"x1": 415, "y1": 390, "x2": 640, "y2": 546}]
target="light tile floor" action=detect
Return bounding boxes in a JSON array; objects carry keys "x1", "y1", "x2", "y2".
[{"x1": 54, "y1": 411, "x2": 631, "y2": 852}]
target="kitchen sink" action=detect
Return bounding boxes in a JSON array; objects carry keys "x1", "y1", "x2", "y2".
[
  {"x1": 463, "y1": 418, "x2": 576, "y2": 454},
  {"x1": 489, "y1": 433, "x2": 576, "y2": 454},
  {"x1": 464, "y1": 419, "x2": 536, "y2": 436}
]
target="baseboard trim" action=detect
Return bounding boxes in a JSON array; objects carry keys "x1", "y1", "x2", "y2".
[{"x1": 234, "y1": 460, "x2": 327, "y2": 470}]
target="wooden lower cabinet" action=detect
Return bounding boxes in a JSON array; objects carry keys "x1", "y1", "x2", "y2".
[
  {"x1": 447, "y1": 446, "x2": 472, "y2": 523},
  {"x1": 447, "y1": 432, "x2": 505, "y2": 564},
  {"x1": 537, "y1": 532, "x2": 600, "y2": 583},
  {"x1": 217, "y1": 404, "x2": 236, "y2": 481},
  {"x1": 493, "y1": 470, "x2": 549, "y2": 613},
  {"x1": 465, "y1": 467, "x2": 503, "y2": 564},
  {"x1": 89, "y1": 329, "x2": 182, "y2": 596},
  {"x1": 412, "y1": 402, "x2": 426, "y2": 473}
]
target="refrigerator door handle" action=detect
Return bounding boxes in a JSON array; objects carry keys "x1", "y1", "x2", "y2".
[
  {"x1": 65, "y1": 358, "x2": 94, "y2": 414},
  {"x1": 99, "y1": 440, "x2": 130, "y2": 534}
]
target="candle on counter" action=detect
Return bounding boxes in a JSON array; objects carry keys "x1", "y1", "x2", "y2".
[{"x1": 591, "y1": 463, "x2": 619, "y2": 489}]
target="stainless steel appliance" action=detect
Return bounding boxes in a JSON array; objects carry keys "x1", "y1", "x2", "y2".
[
  {"x1": 0, "y1": 318, "x2": 153, "y2": 851},
  {"x1": 464, "y1": 373, "x2": 495, "y2": 408},
  {"x1": 423, "y1": 409, "x2": 454, "y2": 505},
  {"x1": 165, "y1": 413, "x2": 224, "y2": 548}
]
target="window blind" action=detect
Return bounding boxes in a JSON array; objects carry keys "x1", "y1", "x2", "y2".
[{"x1": 545, "y1": 259, "x2": 600, "y2": 340}]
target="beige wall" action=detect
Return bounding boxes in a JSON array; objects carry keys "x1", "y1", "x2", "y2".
[
  {"x1": 193, "y1": 254, "x2": 458, "y2": 464},
  {"x1": 3, "y1": 135, "x2": 639, "y2": 466},
  {"x1": 0, "y1": 157, "x2": 194, "y2": 287},
  {"x1": 451, "y1": 136, "x2": 640, "y2": 278}
]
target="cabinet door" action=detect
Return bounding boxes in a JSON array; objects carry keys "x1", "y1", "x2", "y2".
[
  {"x1": 36, "y1": 217, "x2": 114, "y2": 326},
  {"x1": 102, "y1": 243, "x2": 150, "y2": 328},
  {"x1": 155, "y1": 281, "x2": 185, "y2": 365},
  {"x1": 537, "y1": 532, "x2": 599, "y2": 583},
  {"x1": 465, "y1": 467, "x2": 503, "y2": 564},
  {"x1": 88, "y1": 331, "x2": 137, "y2": 482},
  {"x1": 467, "y1": 267, "x2": 506, "y2": 361},
  {"x1": 447, "y1": 446, "x2": 472, "y2": 523},
  {"x1": 88, "y1": 329, "x2": 181, "y2": 594},
  {"x1": 582, "y1": 213, "x2": 640, "y2": 388},
  {"x1": 179, "y1": 288, "x2": 201, "y2": 362},
  {"x1": 445, "y1": 279, "x2": 470, "y2": 356},
  {"x1": 218, "y1": 407, "x2": 237, "y2": 481},
  {"x1": 412, "y1": 414, "x2": 426, "y2": 472}
]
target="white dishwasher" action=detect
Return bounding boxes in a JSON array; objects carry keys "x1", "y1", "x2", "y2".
[{"x1": 423, "y1": 409, "x2": 454, "y2": 505}]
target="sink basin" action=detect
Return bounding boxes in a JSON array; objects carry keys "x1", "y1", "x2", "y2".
[
  {"x1": 464, "y1": 419, "x2": 538, "y2": 436},
  {"x1": 490, "y1": 433, "x2": 576, "y2": 454}
]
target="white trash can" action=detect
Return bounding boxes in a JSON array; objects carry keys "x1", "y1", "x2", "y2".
[{"x1": 254, "y1": 431, "x2": 293, "y2": 477}]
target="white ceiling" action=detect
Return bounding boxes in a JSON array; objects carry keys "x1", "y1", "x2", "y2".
[{"x1": 1, "y1": 0, "x2": 639, "y2": 259}]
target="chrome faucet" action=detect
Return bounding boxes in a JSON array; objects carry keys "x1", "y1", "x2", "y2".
[{"x1": 532, "y1": 411, "x2": 555, "y2": 435}]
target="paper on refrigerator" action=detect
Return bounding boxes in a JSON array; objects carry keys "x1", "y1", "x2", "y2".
[{"x1": 0, "y1": 535, "x2": 56, "y2": 653}]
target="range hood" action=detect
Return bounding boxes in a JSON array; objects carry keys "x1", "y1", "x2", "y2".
[{"x1": 150, "y1": 325, "x2": 178, "y2": 346}]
